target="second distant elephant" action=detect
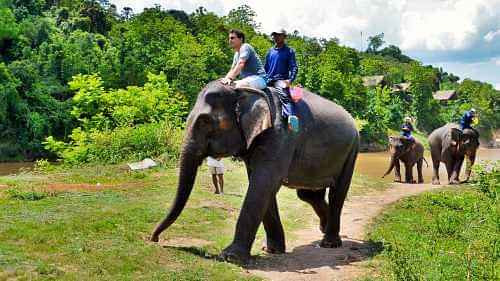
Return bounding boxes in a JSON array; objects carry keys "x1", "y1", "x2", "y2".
[
  {"x1": 428, "y1": 123, "x2": 479, "y2": 184},
  {"x1": 382, "y1": 136, "x2": 427, "y2": 183}
]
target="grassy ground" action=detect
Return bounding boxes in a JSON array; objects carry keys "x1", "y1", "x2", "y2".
[
  {"x1": 362, "y1": 183, "x2": 499, "y2": 280},
  {"x1": 0, "y1": 160, "x2": 388, "y2": 280}
]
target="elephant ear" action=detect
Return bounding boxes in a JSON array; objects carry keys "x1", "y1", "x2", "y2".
[
  {"x1": 235, "y1": 89, "x2": 272, "y2": 149},
  {"x1": 450, "y1": 127, "x2": 463, "y2": 142}
]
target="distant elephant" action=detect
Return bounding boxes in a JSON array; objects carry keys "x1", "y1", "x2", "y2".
[
  {"x1": 428, "y1": 123, "x2": 480, "y2": 185},
  {"x1": 382, "y1": 136, "x2": 427, "y2": 183},
  {"x1": 150, "y1": 81, "x2": 359, "y2": 264}
]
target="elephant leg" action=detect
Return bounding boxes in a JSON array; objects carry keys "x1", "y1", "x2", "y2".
[
  {"x1": 262, "y1": 195, "x2": 286, "y2": 254},
  {"x1": 417, "y1": 159, "x2": 424, "y2": 184},
  {"x1": 432, "y1": 160, "x2": 441, "y2": 185},
  {"x1": 463, "y1": 153, "x2": 476, "y2": 183},
  {"x1": 404, "y1": 162, "x2": 413, "y2": 183},
  {"x1": 450, "y1": 157, "x2": 464, "y2": 184},
  {"x1": 297, "y1": 189, "x2": 328, "y2": 233},
  {"x1": 321, "y1": 148, "x2": 357, "y2": 248},
  {"x1": 445, "y1": 161, "x2": 454, "y2": 183},
  {"x1": 394, "y1": 159, "x2": 402, "y2": 182},
  {"x1": 220, "y1": 166, "x2": 281, "y2": 264}
]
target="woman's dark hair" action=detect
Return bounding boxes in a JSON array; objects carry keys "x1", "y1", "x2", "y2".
[{"x1": 229, "y1": 29, "x2": 245, "y2": 43}]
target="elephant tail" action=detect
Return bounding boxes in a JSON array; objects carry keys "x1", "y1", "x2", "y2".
[{"x1": 422, "y1": 157, "x2": 429, "y2": 168}]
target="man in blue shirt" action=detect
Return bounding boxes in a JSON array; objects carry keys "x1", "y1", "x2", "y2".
[
  {"x1": 460, "y1": 108, "x2": 476, "y2": 130},
  {"x1": 264, "y1": 29, "x2": 299, "y2": 133}
]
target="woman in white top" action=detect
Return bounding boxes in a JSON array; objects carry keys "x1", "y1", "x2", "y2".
[{"x1": 207, "y1": 156, "x2": 224, "y2": 194}]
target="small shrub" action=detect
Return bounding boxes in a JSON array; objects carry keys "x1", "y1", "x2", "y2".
[
  {"x1": 472, "y1": 161, "x2": 499, "y2": 200},
  {"x1": 5, "y1": 189, "x2": 51, "y2": 201}
]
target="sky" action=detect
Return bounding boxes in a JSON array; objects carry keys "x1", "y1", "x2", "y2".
[{"x1": 110, "y1": 0, "x2": 500, "y2": 90}]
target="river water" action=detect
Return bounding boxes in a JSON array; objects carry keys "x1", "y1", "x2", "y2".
[{"x1": 0, "y1": 149, "x2": 499, "y2": 179}]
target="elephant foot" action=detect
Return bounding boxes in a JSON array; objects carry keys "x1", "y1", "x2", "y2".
[
  {"x1": 219, "y1": 244, "x2": 250, "y2": 265},
  {"x1": 261, "y1": 244, "x2": 285, "y2": 255},
  {"x1": 432, "y1": 178, "x2": 440, "y2": 185},
  {"x1": 262, "y1": 238, "x2": 285, "y2": 254},
  {"x1": 449, "y1": 179, "x2": 459, "y2": 185},
  {"x1": 394, "y1": 178, "x2": 402, "y2": 183},
  {"x1": 320, "y1": 236, "x2": 342, "y2": 248},
  {"x1": 150, "y1": 234, "x2": 159, "y2": 242},
  {"x1": 418, "y1": 179, "x2": 424, "y2": 184}
]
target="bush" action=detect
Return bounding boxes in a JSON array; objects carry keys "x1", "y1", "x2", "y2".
[
  {"x1": 44, "y1": 121, "x2": 183, "y2": 165},
  {"x1": 472, "y1": 161, "x2": 499, "y2": 200},
  {"x1": 368, "y1": 170, "x2": 499, "y2": 280}
]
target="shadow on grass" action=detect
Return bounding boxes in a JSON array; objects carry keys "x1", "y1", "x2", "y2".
[
  {"x1": 246, "y1": 238, "x2": 383, "y2": 272},
  {"x1": 163, "y1": 245, "x2": 219, "y2": 260},
  {"x1": 160, "y1": 237, "x2": 383, "y2": 271}
]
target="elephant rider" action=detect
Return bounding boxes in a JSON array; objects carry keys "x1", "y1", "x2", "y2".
[
  {"x1": 401, "y1": 117, "x2": 415, "y2": 147},
  {"x1": 460, "y1": 108, "x2": 476, "y2": 130},
  {"x1": 264, "y1": 28, "x2": 299, "y2": 133},
  {"x1": 220, "y1": 29, "x2": 267, "y2": 90}
]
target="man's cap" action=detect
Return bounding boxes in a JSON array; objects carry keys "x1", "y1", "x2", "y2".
[
  {"x1": 470, "y1": 108, "x2": 476, "y2": 113},
  {"x1": 271, "y1": 28, "x2": 287, "y2": 36},
  {"x1": 404, "y1": 116, "x2": 412, "y2": 122}
]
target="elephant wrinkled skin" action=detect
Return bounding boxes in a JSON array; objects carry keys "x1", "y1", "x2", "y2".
[{"x1": 150, "y1": 81, "x2": 359, "y2": 264}]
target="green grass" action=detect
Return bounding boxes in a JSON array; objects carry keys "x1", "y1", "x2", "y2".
[
  {"x1": 363, "y1": 185, "x2": 499, "y2": 281},
  {"x1": 0, "y1": 158, "x2": 389, "y2": 280}
]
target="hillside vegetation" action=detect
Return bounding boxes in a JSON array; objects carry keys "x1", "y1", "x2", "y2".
[{"x1": 1, "y1": 1, "x2": 498, "y2": 163}]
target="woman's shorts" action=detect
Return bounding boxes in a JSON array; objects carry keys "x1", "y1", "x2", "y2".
[{"x1": 209, "y1": 166, "x2": 224, "y2": 175}]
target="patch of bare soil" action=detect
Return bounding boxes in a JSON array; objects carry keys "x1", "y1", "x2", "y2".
[
  {"x1": 160, "y1": 237, "x2": 213, "y2": 248},
  {"x1": 0, "y1": 184, "x2": 8, "y2": 189},
  {"x1": 42, "y1": 182, "x2": 143, "y2": 192},
  {"x1": 248, "y1": 183, "x2": 443, "y2": 281}
]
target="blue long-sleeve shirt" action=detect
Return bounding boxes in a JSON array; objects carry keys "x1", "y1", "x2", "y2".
[
  {"x1": 264, "y1": 45, "x2": 298, "y2": 83},
  {"x1": 460, "y1": 111, "x2": 474, "y2": 129}
]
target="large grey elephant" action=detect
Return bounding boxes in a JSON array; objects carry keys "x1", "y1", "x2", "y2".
[
  {"x1": 150, "y1": 81, "x2": 359, "y2": 264},
  {"x1": 428, "y1": 123, "x2": 479, "y2": 184},
  {"x1": 382, "y1": 136, "x2": 427, "y2": 183}
]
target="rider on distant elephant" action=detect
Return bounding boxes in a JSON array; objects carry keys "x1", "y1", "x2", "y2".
[
  {"x1": 400, "y1": 116, "x2": 415, "y2": 144},
  {"x1": 221, "y1": 29, "x2": 267, "y2": 89},
  {"x1": 264, "y1": 28, "x2": 299, "y2": 133},
  {"x1": 460, "y1": 108, "x2": 476, "y2": 130}
]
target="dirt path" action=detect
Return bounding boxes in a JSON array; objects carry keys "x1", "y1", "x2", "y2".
[{"x1": 248, "y1": 183, "x2": 443, "y2": 281}]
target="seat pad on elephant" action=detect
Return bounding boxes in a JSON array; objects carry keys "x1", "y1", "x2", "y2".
[{"x1": 234, "y1": 85, "x2": 285, "y2": 127}]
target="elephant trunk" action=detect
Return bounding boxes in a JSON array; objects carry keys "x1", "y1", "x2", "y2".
[
  {"x1": 150, "y1": 143, "x2": 202, "y2": 242},
  {"x1": 382, "y1": 155, "x2": 397, "y2": 178}
]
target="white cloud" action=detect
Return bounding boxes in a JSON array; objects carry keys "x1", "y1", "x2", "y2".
[
  {"x1": 111, "y1": 0, "x2": 500, "y2": 52},
  {"x1": 485, "y1": 29, "x2": 500, "y2": 42},
  {"x1": 493, "y1": 57, "x2": 500, "y2": 66}
]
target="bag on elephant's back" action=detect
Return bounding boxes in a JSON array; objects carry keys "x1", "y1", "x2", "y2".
[{"x1": 290, "y1": 86, "x2": 303, "y2": 103}]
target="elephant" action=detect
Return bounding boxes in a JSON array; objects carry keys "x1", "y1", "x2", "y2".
[
  {"x1": 149, "y1": 81, "x2": 359, "y2": 264},
  {"x1": 428, "y1": 123, "x2": 480, "y2": 185},
  {"x1": 382, "y1": 136, "x2": 427, "y2": 183}
]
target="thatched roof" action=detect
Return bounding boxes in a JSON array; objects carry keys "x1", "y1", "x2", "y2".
[
  {"x1": 433, "y1": 90, "x2": 457, "y2": 101},
  {"x1": 362, "y1": 75, "x2": 385, "y2": 87},
  {"x1": 391, "y1": 82, "x2": 411, "y2": 93}
]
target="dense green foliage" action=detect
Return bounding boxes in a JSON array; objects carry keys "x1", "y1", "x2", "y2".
[
  {"x1": 367, "y1": 162, "x2": 499, "y2": 280},
  {"x1": 0, "y1": 1, "x2": 498, "y2": 162}
]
